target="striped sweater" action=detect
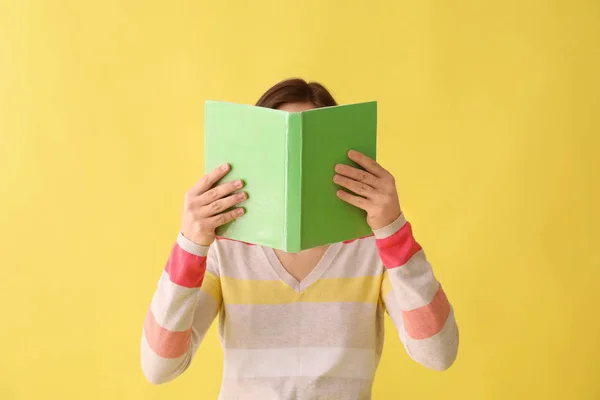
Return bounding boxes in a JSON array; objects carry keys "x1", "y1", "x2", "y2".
[{"x1": 141, "y1": 214, "x2": 459, "y2": 399}]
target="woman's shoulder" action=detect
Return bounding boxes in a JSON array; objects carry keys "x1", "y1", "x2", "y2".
[
  {"x1": 327, "y1": 235, "x2": 384, "y2": 276},
  {"x1": 207, "y1": 237, "x2": 275, "y2": 279}
]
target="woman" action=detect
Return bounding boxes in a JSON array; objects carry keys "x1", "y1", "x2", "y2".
[{"x1": 141, "y1": 78, "x2": 459, "y2": 399}]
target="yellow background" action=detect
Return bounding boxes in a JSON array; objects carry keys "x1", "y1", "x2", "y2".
[{"x1": 1, "y1": 1, "x2": 599, "y2": 399}]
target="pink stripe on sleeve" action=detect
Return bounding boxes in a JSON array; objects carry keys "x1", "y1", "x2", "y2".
[
  {"x1": 164, "y1": 242, "x2": 207, "y2": 288},
  {"x1": 375, "y1": 222, "x2": 422, "y2": 269},
  {"x1": 402, "y1": 286, "x2": 451, "y2": 339},
  {"x1": 143, "y1": 309, "x2": 192, "y2": 359}
]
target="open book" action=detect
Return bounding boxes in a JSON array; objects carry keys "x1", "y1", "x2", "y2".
[{"x1": 204, "y1": 100, "x2": 377, "y2": 252}]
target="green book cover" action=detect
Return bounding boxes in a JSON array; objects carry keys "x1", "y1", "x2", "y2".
[{"x1": 204, "y1": 100, "x2": 377, "y2": 252}]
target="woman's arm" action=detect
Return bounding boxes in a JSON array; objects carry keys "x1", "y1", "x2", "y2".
[
  {"x1": 376, "y1": 214, "x2": 459, "y2": 371},
  {"x1": 332, "y1": 150, "x2": 458, "y2": 370},
  {"x1": 140, "y1": 164, "x2": 245, "y2": 384},
  {"x1": 140, "y1": 234, "x2": 222, "y2": 384}
]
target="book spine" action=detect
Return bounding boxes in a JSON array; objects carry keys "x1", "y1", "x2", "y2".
[{"x1": 284, "y1": 112, "x2": 303, "y2": 252}]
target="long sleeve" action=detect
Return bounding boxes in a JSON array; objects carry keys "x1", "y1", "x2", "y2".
[
  {"x1": 140, "y1": 233, "x2": 222, "y2": 384},
  {"x1": 376, "y1": 214, "x2": 459, "y2": 371}
]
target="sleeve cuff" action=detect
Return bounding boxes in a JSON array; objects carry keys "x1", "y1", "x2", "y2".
[
  {"x1": 372, "y1": 213, "x2": 408, "y2": 239},
  {"x1": 176, "y1": 233, "x2": 210, "y2": 257}
]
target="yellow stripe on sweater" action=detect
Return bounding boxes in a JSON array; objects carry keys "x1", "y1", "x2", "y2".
[
  {"x1": 200, "y1": 271, "x2": 222, "y2": 303},
  {"x1": 381, "y1": 270, "x2": 392, "y2": 298},
  {"x1": 220, "y1": 274, "x2": 385, "y2": 305}
]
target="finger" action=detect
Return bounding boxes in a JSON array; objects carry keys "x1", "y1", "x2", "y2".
[
  {"x1": 198, "y1": 191, "x2": 248, "y2": 217},
  {"x1": 347, "y1": 150, "x2": 387, "y2": 178},
  {"x1": 334, "y1": 163, "x2": 381, "y2": 189},
  {"x1": 208, "y1": 207, "x2": 245, "y2": 229},
  {"x1": 189, "y1": 163, "x2": 230, "y2": 195},
  {"x1": 336, "y1": 189, "x2": 371, "y2": 211},
  {"x1": 196, "y1": 179, "x2": 244, "y2": 206},
  {"x1": 333, "y1": 174, "x2": 376, "y2": 198}
]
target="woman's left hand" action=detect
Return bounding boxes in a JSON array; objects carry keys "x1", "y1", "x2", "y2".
[{"x1": 334, "y1": 150, "x2": 402, "y2": 230}]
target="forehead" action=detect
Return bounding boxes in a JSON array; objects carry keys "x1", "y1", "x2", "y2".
[{"x1": 277, "y1": 101, "x2": 315, "y2": 112}]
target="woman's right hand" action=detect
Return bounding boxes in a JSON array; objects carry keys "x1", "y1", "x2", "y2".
[{"x1": 181, "y1": 163, "x2": 247, "y2": 246}]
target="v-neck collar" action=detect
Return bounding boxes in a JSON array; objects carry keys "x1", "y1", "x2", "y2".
[{"x1": 260, "y1": 242, "x2": 343, "y2": 292}]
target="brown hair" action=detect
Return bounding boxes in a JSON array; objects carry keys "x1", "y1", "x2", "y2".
[{"x1": 255, "y1": 78, "x2": 338, "y2": 109}]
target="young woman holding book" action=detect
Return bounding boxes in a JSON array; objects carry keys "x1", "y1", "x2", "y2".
[{"x1": 140, "y1": 78, "x2": 459, "y2": 399}]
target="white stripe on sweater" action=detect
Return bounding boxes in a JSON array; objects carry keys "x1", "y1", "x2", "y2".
[{"x1": 222, "y1": 347, "x2": 379, "y2": 379}]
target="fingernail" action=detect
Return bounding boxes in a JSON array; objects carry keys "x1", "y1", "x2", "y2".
[
  {"x1": 235, "y1": 180, "x2": 243, "y2": 188},
  {"x1": 237, "y1": 192, "x2": 246, "y2": 200},
  {"x1": 221, "y1": 163, "x2": 229, "y2": 171},
  {"x1": 236, "y1": 208, "x2": 245, "y2": 215}
]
